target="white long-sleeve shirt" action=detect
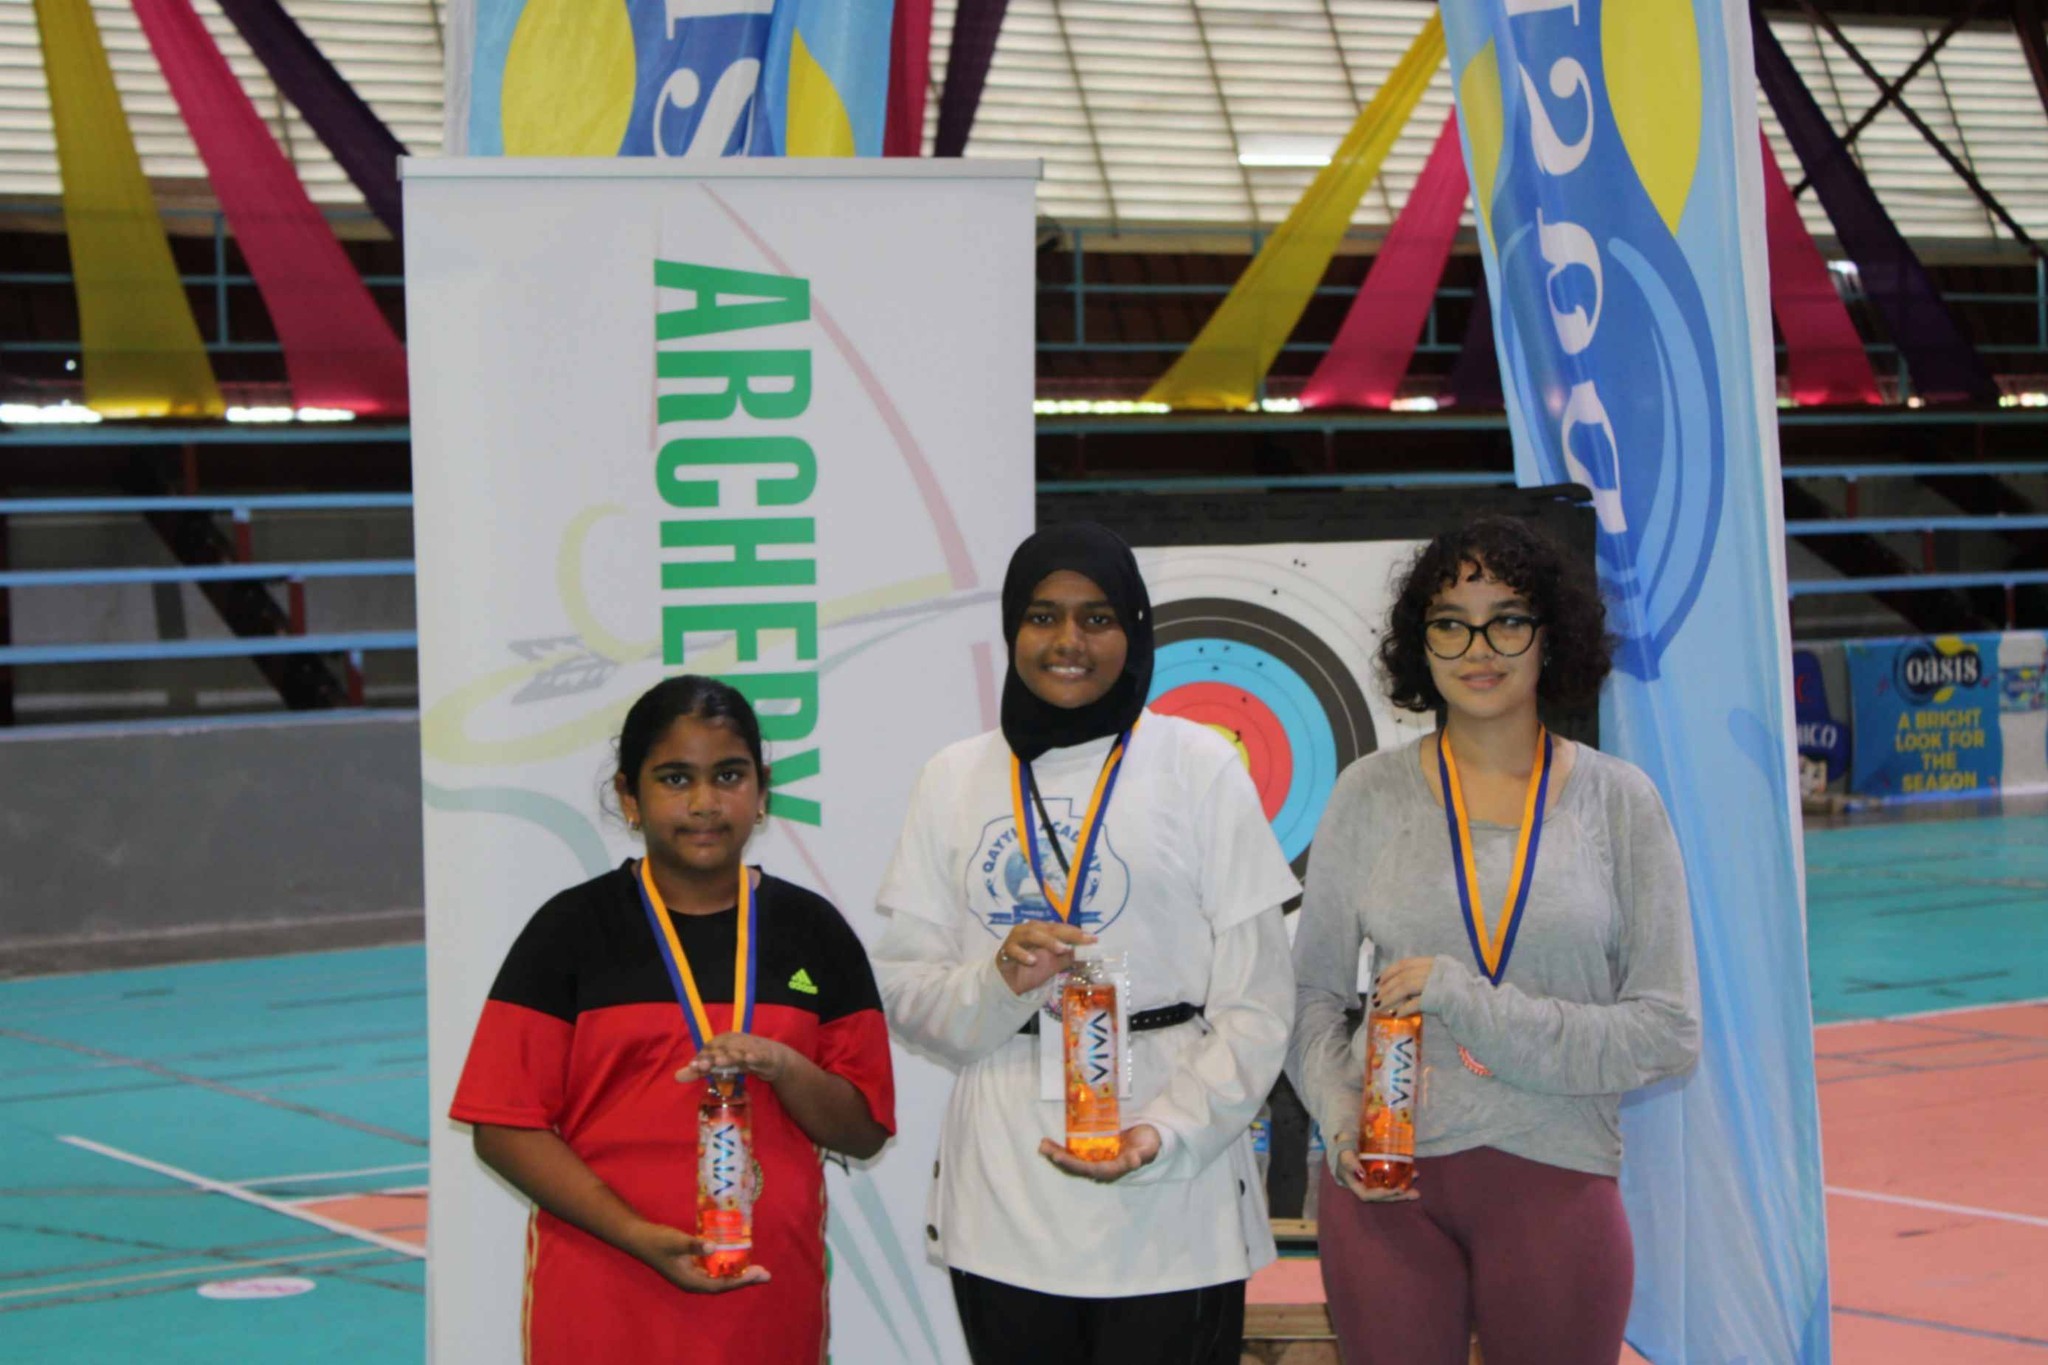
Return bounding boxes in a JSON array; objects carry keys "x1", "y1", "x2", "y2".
[{"x1": 874, "y1": 713, "x2": 1300, "y2": 1297}]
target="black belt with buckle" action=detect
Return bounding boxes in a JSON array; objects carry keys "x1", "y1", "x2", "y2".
[{"x1": 1018, "y1": 1002, "x2": 1202, "y2": 1035}]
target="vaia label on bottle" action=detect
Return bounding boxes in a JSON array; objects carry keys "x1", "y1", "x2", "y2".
[
  {"x1": 701, "y1": 1118, "x2": 751, "y2": 1206},
  {"x1": 1074, "y1": 1008, "x2": 1116, "y2": 1092},
  {"x1": 1370, "y1": 1030, "x2": 1419, "y2": 1112}
]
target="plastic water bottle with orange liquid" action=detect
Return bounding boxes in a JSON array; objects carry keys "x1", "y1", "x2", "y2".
[
  {"x1": 696, "y1": 1065, "x2": 754, "y2": 1277},
  {"x1": 1359, "y1": 1009, "x2": 1421, "y2": 1193},
  {"x1": 1061, "y1": 957, "x2": 1122, "y2": 1161}
]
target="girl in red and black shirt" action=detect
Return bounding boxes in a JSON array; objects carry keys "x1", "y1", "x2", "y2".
[{"x1": 450, "y1": 676, "x2": 896, "y2": 1363}]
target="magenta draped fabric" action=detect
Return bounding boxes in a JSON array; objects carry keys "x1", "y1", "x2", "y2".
[
  {"x1": 1301, "y1": 114, "x2": 1467, "y2": 410},
  {"x1": 213, "y1": 0, "x2": 407, "y2": 238},
  {"x1": 132, "y1": 0, "x2": 408, "y2": 415},
  {"x1": 885, "y1": 0, "x2": 933, "y2": 156},
  {"x1": 1760, "y1": 132, "x2": 1879, "y2": 406}
]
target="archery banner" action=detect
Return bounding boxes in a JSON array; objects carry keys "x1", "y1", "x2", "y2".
[{"x1": 407, "y1": 159, "x2": 1035, "y2": 1365}]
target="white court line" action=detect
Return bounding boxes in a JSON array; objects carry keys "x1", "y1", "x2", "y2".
[
  {"x1": 1827, "y1": 1185, "x2": 2048, "y2": 1230},
  {"x1": 289, "y1": 1184, "x2": 427, "y2": 1204},
  {"x1": 59, "y1": 1136, "x2": 425, "y2": 1259},
  {"x1": 0, "y1": 1245, "x2": 384, "y2": 1304},
  {"x1": 232, "y1": 1161, "x2": 429, "y2": 1188},
  {"x1": 1815, "y1": 995, "x2": 2048, "y2": 1030}
]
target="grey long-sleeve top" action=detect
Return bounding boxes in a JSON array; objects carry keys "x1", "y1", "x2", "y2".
[{"x1": 1286, "y1": 737, "x2": 1701, "y2": 1178}]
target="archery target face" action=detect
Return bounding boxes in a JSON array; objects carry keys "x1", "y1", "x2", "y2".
[{"x1": 1137, "y1": 543, "x2": 1435, "y2": 896}]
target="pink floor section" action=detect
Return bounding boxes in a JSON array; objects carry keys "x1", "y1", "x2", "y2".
[
  {"x1": 1249, "y1": 1002, "x2": 2048, "y2": 1361},
  {"x1": 298, "y1": 1192, "x2": 429, "y2": 1251},
  {"x1": 1818, "y1": 1003, "x2": 2048, "y2": 1358}
]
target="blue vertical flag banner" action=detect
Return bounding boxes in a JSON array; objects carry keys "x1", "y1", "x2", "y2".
[
  {"x1": 1844, "y1": 632, "x2": 2048, "y2": 800},
  {"x1": 444, "y1": 0, "x2": 891, "y2": 158},
  {"x1": 1440, "y1": 2, "x2": 1831, "y2": 1362}
]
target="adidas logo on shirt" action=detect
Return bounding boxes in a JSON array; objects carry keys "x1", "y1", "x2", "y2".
[{"x1": 787, "y1": 968, "x2": 818, "y2": 995}]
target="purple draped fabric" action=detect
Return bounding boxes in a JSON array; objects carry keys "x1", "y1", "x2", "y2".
[
  {"x1": 934, "y1": 0, "x2": 1011, "y2": 157},
  {"x1": 1448, "y1": 270, "x2": 1502, "y2": 409},
  {"x1": 1752, "y1": 6, "x2": 1996, "y2": 404},
  {"x1": 212, "y1": 0, "x2": 406, "y2": 237}
]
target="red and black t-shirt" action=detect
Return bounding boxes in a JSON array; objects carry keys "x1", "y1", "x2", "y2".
[{"x1": 451, "y1": 862, "x2": 895, "y2": 1365}]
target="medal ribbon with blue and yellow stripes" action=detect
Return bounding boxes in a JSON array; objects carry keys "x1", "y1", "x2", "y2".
[
  {"x1": 1438, "y1": 727, "x2": 1553, "y2": 987},
  {"x1": 634, "y1": 859, "x2": 757, "y2": 1048},
  {"x1": 1009, "y1": 725, "x2": 1135, "y2": 924}
]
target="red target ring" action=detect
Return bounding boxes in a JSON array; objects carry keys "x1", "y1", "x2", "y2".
[{"x1": 1151, "y1": 681, "x2": 1292, "y2": 822}]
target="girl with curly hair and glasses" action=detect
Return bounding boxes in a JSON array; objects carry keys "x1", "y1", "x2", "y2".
[{"x1": 1286, "y1": 514, "x2": 1700, "y2": 1365}]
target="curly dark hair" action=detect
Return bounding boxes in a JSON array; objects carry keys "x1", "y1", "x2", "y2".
[{"x1": 1378, "y1": 515, "x2": 1612, "y2": 714}]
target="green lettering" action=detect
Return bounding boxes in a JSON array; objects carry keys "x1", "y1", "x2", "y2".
[
  {"x1": 721, "y1": 671, "x2": 819, "y2": 743},
  {"x1": 655, "y1": 261, "x2": 809, "y2": 339},
  {"x1": 766, "y1": 747, "x2": 821, "y2": 827},
  {"x1": 662, "y1": 601, "x2": 817, "y2": 667},
  {"x1": 661, "y1": 519, "x2": 815, "y2": 590},
  {"x1": 655, "y1": 436, "x2": 815, "y2": 510},
  {"x1": 658, "y1": 350, "x2": 811, "y2": 423}
]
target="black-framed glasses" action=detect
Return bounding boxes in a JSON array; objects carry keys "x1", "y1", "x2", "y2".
[{"x1": 1423, "y1": 614, "x2": 1544, "y2": 660}]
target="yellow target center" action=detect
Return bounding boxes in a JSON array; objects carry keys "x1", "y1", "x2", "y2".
[{"x1": 1204, "y1": 722, "x2": 1252, "y2": 772}]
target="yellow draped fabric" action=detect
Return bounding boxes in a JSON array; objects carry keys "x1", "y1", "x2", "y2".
[
  {"x1": 1144, "y1": 13, "x2": 1446, "y2": 410},
  {"x1": 33, "y1": 0, "x2": 222, "y2": 417}
]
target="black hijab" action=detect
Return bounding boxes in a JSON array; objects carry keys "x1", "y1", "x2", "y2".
[{"x1": 1000, "y1": 522, "x2": 1155, "y2": 761}]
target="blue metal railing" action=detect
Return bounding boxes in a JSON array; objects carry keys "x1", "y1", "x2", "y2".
[
  {"x1": 1033, "y1": 225, "x2": 2048, "y2": 390},
  {"x1": 3, "y1": 461, "x2": 2044, "y2": 672},
  {"x1": 0, "y1": 428, "x2": 409, "y2": 450},
  {"x1": 1040, "y1": 459, "x2": 2048, "y2": 494},
  {"x1": 1786, "y1": 515, "x2": 2048, "y2": 536},
  {"x1": 0, "y1": 491, "x2": 417, "y2": 672},
  {"x1": 0, "y1": 632, "x2": 418, "y2": 667},
  {"x1": 1787, "y1": 570, "x2": 2048, "y2": 598},
  {"x1": 0, "y1": 201, "x2": 395, "y2": 358},
  {"x1": 0, "y1": 560, "x2": 415, "y2": 589},
  {"x1": 7, "y1": 211, "x2": 2045, "y2": 382},
  {"x1": 1039, "y1": 470, "x2": 1514, "y2": 494},
  {"x1": 0, "y1": 493, "x2": 413, "y2": 513}
]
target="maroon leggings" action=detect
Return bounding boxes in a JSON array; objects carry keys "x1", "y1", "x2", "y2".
[{"x1": 1316, "y1": 1146, "x2": 1633, "y2": 1365}]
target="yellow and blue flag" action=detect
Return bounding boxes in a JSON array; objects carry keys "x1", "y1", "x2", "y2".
[
  {"x1": 760, "y1": 0, "x2": 893, "y2": 157},
  {"x1": 1443, "y1": 0, "x2": 1830, "y2": 1360},
  {"x1": 451, "y1": 0, "x2": 891, "y2": 158}
]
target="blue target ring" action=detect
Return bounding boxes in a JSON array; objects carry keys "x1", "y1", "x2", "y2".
[
  {"x1": 1147, "y1": 598, "x2": 1377, "y2": 887},
  {"x1": 1153, "y1": 639, "x2": 1336, "y2": 862}
]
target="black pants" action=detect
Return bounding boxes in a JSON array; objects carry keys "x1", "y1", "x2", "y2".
[{"x1": 949, "y1": 1268, "x2": 1246, "y2": 1365}]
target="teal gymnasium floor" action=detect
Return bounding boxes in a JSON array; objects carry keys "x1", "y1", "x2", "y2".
[{"x1": 2, "y1": 812, "x2": 2044, "y2": 1364}]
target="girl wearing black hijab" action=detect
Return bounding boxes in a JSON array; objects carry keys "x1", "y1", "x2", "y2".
[{"x1": 875, "y1": 523, "x2": 1300, "y2": 1365}]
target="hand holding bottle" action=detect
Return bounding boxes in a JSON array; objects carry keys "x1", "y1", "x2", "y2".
[
  {"x1": 675, "y1": 1032, "x2": 799, "y2": 1086},
  {"x1": 1039, "y1": 1123, "x2": 1161, "y2": 1182},
  {"x1": 1327, "y1": 1129, "x2": 1421, "y2": 1204},
  {"x1": 995, "y1": 921, "x2": 1097, "y2": 995},
  {"x1": 1372, "y1": 957, "x2": 1436, "y2": 1017},
  {"x1": 624, "y1": 1220, "x2": 771, "y2": 1293}
]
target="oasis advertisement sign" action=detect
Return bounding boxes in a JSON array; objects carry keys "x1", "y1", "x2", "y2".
[{"x1": 1845, "y1": 633, "x2": 2048, "y2": 799}]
